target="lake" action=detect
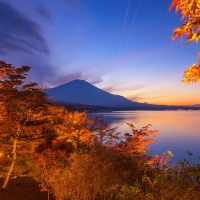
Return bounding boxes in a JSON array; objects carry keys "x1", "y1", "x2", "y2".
[{"x1": 87, "y1": 110, "x2": 200, "y2": 163}]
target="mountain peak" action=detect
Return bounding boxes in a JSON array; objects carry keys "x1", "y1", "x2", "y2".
[
  {"x1": 68, "y1": 79, "x2": 92, "y2": 86},
  {"x1": 70, "y1": 79, "x2": 87, "y2": 83}
]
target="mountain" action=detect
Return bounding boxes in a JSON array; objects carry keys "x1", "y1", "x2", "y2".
[
  {"x1": 45, "y1": 80, "x2": 199, "y2": 110},
  {"x1": 45, "y1": 79, "x2": 136, "y2": 107}
]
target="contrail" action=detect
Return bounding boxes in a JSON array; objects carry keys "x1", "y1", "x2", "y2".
[
  {"x1": 123, "y1": 0, "x2": 141, "y2": 58},
  {"x1": 124, "y1": 0, "x2": 131, "y2": 26},
  {"x1": 116, "y1": 0, "x2": 131, "y2": 64},
  {"x1": 117, "y1": 46, "x2": 122, "y2": 61}
]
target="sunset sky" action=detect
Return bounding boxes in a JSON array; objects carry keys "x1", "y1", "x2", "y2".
[{"x1": 0, "y1": 0, "x2": 199, "y2": 106}]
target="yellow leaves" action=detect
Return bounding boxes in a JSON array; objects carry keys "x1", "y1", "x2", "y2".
[
  {"x1": 169, "y1": 0, "x2": 200, "y2": 42},
  {"x1": 166, "y1": 150, "x2": 174, "y2": 156},
  {"x1": 191, "y1": 32, "x2": 200, "y2": 43},
  {"x1": 182, "y1": 52, "x2": 200, "y2": 83},
  {"x1": 183, "y1": 64, "x2": 200, "y2": 83},
  {"x1": 53, "y1": 111, "x2": 95, "y2": 150},
  {"x1": 169, "y1": 1, "x2": 200, "y2": 82}
]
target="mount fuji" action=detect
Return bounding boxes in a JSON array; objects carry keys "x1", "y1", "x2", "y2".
[{"x1": 45, "y1": 80, "x2": 198, "y2": 110}]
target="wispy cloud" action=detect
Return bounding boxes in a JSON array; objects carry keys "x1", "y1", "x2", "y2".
[
  {"x1": 29, "y1": 61, "x2": 104, "y2": 88},
  {"x1": 102, "y1": 83, "x2": 147, "y2": 93},
  {"x1": 49, "y1": 72, "x2": 85, "y2": 87},
  {"x1": 48, "y1": 72, "x2": 104, "y2": 88},
  {"x1": 18, "y1": 55, "x2": 107, "y2": 88},
  {"x1": 129, "y1": 93, "x2": 169, "y2": 103},
  {"x1": 86, "y1": 77, "x2": 103, "y2": 85},
  {"x1": 150, "y1": 73, "x2": 181, "y2": 86},
  {"x1": 0, "y1": 1, "x2": 49, "y2": 54},
  {"x1": 35, "y1": 3, "x2": 52, "y2": 24},
  {"x1": 127, "y1": 88, "x2": 170, "y2": 103},
  {"x1": 28, "y1": 62, "x2": 85, "y2": 88}
]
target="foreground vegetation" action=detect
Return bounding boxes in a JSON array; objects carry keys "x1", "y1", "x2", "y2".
[{"x1": 0, "y1": 61, "x2": 200, "y2": 200}]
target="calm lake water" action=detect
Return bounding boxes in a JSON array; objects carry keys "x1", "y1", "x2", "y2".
[{"x1": 87, "y1": 111, "x2": 200, "y2": 163}]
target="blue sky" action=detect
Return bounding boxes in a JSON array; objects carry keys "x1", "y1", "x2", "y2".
[{"x1": 0, "y1": 0, "x2": 199, "y2": 105}]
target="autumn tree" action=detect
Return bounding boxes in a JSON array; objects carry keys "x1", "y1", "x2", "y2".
[
  {"x1": 27, "y1": 117, "x2": 158, "y2": 200},
  {"x1": 0, "y1": 60, "x2": 52, "y2": 190},
  {"x1": 169, "y1": 0, "x2": 200, "y2": 83}
]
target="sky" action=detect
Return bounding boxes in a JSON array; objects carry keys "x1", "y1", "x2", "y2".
[{"x1": 0, "y1": 0, "x2": 199, "y2": 106}]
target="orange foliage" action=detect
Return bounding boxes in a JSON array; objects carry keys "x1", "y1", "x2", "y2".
[
  {"x1": 169, "y1": 0, "x2": 200, "y2": 83},
  {"x1": 30, "y1": 122, "x2": 159, "y2": 200},
  {"x1": 152, "y1": 151, "x2": 174, "y2": 169},
  {"x1": 183, "y1": 53, "x2": 200, "y2": 83},
  {"x1": 114, "y1": 123, "x2": 158, "y2": 155},
  {"x1": 51, "y1": 110, "x2": 96, "y2": 150},
  {"x1": 0, "y1": 60, "x2": 53, "y2": 189},
  {"x1": 169, "y1": 0, "x2": 200, "y2": 43}
]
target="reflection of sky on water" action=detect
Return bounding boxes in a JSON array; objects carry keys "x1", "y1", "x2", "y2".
[{"x1": 87, "y1": 111, "x2": 200, "y2": 163}]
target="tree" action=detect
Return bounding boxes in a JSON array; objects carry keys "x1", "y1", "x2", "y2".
[
  {"x1": 0, "y1": 61, "x2": 50, "y2": 190},
  {"x1": 28, "y1": 121, "x2": 158, "y2": 200},
  {"x1": 169, "y1": 0, "x2": 200, "y2": 83}
]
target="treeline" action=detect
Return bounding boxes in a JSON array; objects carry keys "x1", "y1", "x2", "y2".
[{"x1": 0, "y1": 61, "x2": 200, "y2": 200}]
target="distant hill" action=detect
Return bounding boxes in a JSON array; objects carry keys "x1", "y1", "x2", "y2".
[
  {"x1": 189, "y1": 104, "x2": 200, "y2": 107},
  {"x1": 45, "y1": 80, "x2": 199, "y2": 110}
]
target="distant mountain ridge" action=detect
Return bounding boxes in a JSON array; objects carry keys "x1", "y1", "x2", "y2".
[
  {"x1": 189, "y1": 104, "x2": 200, "y2": 107},
  {"x1": 45, "y1": 80, "x2": 200, "y2": 110}
]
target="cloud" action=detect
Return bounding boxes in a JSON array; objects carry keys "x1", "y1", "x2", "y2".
[
  {"x1": 52, "y1": 72, "x2": 104, "y2": 87},
  {"x1": 35, "y1": 3, "x2": 52, "y2": 24},
  {"x1": 128, "y1": 90, "x2": 169, "y2": 103},
  {"x1": 86, "y1": 77, "x2": 103, "y2": 85},
  {"x1": 29, "y1": 62, "x2": 92, "y2": 88},
  {"x1": 17, "y1": 55, "x2": 105, "y2": 89},
  {"x1": 150, "y1": 73, "x2": 180, "y2": 85},
  {"x1": 51, "y1": 72, "x2": 85, "y2": 87},
  {"x1": 102, "y1": 84, "x2": 147, "y2": 93},
  {"x1": 28, "y1": 63, "x2": 85, "y2": 87},
  {"x1": 129, "y1": 94, "x2": 169, "y2": 102},
  {"x1": 63, "y1": 0, "x2": 79, "y2": 10},
  {"x1": 0, "y1": 1, "x2": 49, "y2": 54},
  {"x1": 44, "y1": 71, "x2": 104, "y2": 88}
]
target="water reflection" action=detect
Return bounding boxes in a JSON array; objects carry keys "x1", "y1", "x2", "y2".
[{"x1": 88, "y1": 111, "x2": 200, "y2": 163}]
